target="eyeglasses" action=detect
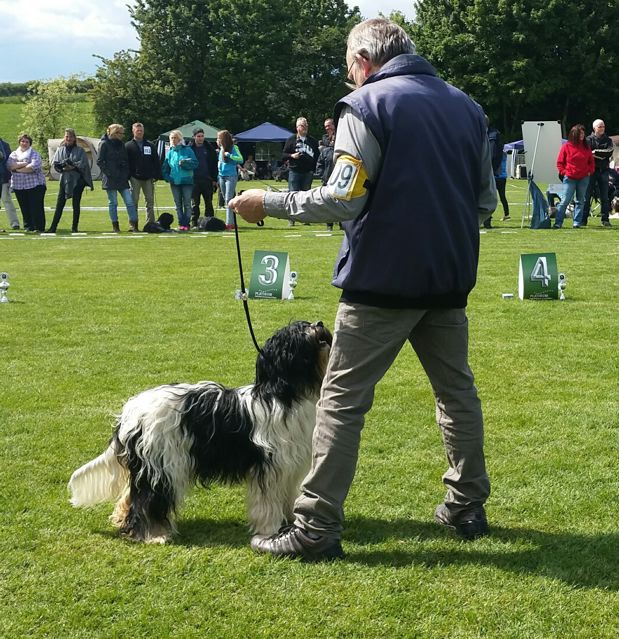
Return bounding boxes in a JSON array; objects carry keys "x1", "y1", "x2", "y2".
[{"x1": 346, "y1": 55, "x2": 358, "y2": 82}]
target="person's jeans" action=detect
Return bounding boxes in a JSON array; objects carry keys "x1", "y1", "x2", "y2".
[
  {"x1": 107, "y1": 188, "x2": 137, "y2": 223},
  {"x1": 293, "y1": 303, "x2": 489, "y2": 538},
  {"x1": 130, "y1": 178, "x2": 155, "y2": 224},
  {"x1": 288, "y1": 170, "x2": 314, "y2": 192},
  {"x1": 583, "y1": 168, "x2": 610, "y2": 223},
  {"x1": 170, "y1": 183, "x2": 193, "y2": 227},
  {"x1": 555, "y1": 176, "x2": 589, "y2": 227},
  {"x1": 218, "y1": 174, "x2": 237, "y2": 225}
]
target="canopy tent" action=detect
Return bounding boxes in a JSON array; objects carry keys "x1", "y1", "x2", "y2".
[
  {"x1": 503, "y1": 139, "x2": 524, "y2": 152},
  {"x1": 158, "y1": 120, "x2": 219, "y2": 143},
  {"x1": 234, "y1": 122, "x2": 293, "y2": 142}
]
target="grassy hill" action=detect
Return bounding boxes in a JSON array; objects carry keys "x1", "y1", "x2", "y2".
[{"x1": 0, "y1": 95, "x2": 98, "y2": 143}]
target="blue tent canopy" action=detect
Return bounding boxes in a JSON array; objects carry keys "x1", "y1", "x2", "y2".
[
  {"x1": 503, "y1": 139, "x2": 524, "y2": 152},
  {"x1": 234, "y1": 122, "x2": 293, "y2": 142}
]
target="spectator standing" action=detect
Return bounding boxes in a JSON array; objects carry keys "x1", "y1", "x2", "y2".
[
  {"x1": 7, "y1": 134, "x2": 46, "y2": 232},
  {"x1": 216, "y1": 130, "x2": 243, "y2": 230},
  {"x1": 0, "y1": 136, "x2": 20, "y2": 229},
  {"x1": 161, "y1": 130, "x2": 198, "y2": 231},
  {"x1": 317, "y1": 118, "x2": 337, "y2": 230},
  {"x1": 554, "y1": 124, "x2": 595, "y2": 229},
  {"x1": 126, "y1": 122, "x2": 161, "y2": 227},
  {"x1": 47, "y1": 128, "x2": 93, "y2": 233},
  {"x1": 484, "y1": 119, "x2": 504, "y2": 228},
  {"x1": 494, "y1": 153, "x2": 510, "y2": 222},
  {"x1": 582, "y1": 118, "x2": 614, "y2": 227},
  {"x1": 97, "y1": 124, "x2": 138, "y2": 232},
  {"x1": 232, "y1": 18, "x2": 496, "y2": 561},
  {"x1": 282, "y1": 117, "x2": 319, "y2": 226},
  {"x1": 188, "y1": 127, "x2": 217, "y2": 226}
]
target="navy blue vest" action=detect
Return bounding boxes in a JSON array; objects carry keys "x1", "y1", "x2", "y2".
[{"x1": 332, "y1": 54, "x2": 486, "y2": 308}]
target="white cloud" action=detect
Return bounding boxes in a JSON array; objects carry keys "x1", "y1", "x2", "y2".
[
  {"x1": 0, "y1": 0, "x2": 415, "y2": 82},
  {"x1": 0, "y1": 0, "x2": 137, "y2": 44}
]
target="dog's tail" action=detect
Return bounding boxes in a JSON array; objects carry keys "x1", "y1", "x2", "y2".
[{"x1": 68, "y1": 444, "x2": 128, "y2": 507}]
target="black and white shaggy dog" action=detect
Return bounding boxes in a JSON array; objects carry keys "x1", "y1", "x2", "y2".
[{"x1": 68, "y1": 321, "x2": 332, "y2": 543}]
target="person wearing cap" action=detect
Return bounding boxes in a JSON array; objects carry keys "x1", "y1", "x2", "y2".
[
  {"x1": 189, "y1": 127, "x2": 217, "y2": 226},
  {"x1": 126, "y1": 122, "x2": 161, "y2": 226},
  {"x1": 582, "y1": 118, "x2": 614, "y2": 227}
]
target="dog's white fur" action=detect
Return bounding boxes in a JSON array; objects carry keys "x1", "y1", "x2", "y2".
[{"x1": 68, "y1": 321, "x2": 330, "y2": 543}]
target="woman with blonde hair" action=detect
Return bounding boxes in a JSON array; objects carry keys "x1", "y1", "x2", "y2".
[
  {"x1": 216, "y1": 130, "x2": 243, "y2": 230},
  {"x1": 161, "y1": 130, "x2": 198, "y2": 230},
  {"x1": 97, "y1": 123, "x2": 138, "y2": 232}
]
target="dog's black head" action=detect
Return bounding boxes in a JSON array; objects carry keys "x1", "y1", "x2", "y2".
[{"x1": 254, "y1": 320, "x2": 332, "y2": 407}]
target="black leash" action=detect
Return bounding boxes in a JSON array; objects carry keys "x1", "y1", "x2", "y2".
[
  {"x1": 232, "y1": 203, "x2": 262, "y2": 354},
  {"x1": 229, "y1": 179, "x2": 285, "y2": 353}
]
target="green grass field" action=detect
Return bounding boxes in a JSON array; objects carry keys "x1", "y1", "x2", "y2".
[
  {"x1": 0, "y1": 97, "x2": 97, "y2": 143},
  {"x1": 1, "y1": 175, "x2": 618, "y2": 637}
]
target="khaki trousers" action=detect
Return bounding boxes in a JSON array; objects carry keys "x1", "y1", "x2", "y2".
[
  {"x1": 130, "y1": 178, "x2": 155, "y2": 223},
  {"x1": 1, "y1": 183, "x2": 19, "y2": 228},
  {"x1": 294, "y1": 302, "x2": 490, "y2": 537}
]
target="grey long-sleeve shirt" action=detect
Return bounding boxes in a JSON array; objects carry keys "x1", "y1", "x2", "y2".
[{"x1": 264, "y1": 106, "x2": 497, "y2": 224}]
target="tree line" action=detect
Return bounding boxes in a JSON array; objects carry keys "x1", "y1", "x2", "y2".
[{"x1": 11, "y1": 0, "x2": 619, "y2": 141}]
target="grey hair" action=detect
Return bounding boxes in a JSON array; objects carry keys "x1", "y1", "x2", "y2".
[
  {"x1": 347, "y1": 18, "x2": 415, "y2": 66},
  {"x1": 64, "y1": 128, "x2": 76, "y2": 138},
  {"x1": 593, "y1": 119, "x2": 604, "y2": 129}
]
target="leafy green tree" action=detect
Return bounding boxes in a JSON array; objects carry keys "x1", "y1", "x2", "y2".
[
  {"x1": 92, "y1": 0, "x2": 359, "y2": 135},
  {"x1": 412, "y1": 0, "x2": 619, "y2": 137},
  {"x1": 20, "y1": 77, "x2": 81, "y2": 153}
]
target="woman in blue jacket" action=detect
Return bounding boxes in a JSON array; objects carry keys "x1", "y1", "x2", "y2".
[
  {"x1": 216, "y1": 130, "x2": 243, "y2": 230},
  {"x1": 162, "y1": 130, "x2": 198, "y2": 230}
]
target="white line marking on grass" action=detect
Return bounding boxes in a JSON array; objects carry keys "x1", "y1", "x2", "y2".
[{"x1": 285, "y1": 234, "x2": 302, "y2": 237}]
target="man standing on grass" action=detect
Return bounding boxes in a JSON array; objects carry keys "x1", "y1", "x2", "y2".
[
  {"x1": 282, "y1": 117, "x2": 318, "y2": 226},
  {"x1": 582, "y1": 118, "x2": 614, "y2": 227},
  {"x1": 189, "y1": 127, "x2": 218, "y2": 227},
  {"x1": 231, "y1": 18, "x2": 496, "y2": 562},
  {"x1": 126, "y1": 122, "x2": 161, "y2": 227}
]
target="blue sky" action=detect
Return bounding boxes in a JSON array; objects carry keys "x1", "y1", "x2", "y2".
[{"x1": 1, "y1": 0, "x2": 415, "y2": 83}]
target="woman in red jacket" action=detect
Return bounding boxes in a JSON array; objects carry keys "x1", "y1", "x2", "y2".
[{"x1": 555, "y1": 124, "x2": 595, "y2": 228}]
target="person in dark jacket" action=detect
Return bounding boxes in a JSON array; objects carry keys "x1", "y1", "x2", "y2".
[
  {"x1": 126, "y1": 122, "x2": 161, "y2": 226},
  {"x1": 484, "y1": 119, "x2": 504, "y2": 228},
  {"x1": 282, "y1": 117, "x2": 319, "y2": 226},
  {"x1": 232, "y1": 18, "x2": 496, "y2": 561},
  {"x1": 317, "y1": 118, "x2": 337, "y2": 231},
  {"x1": 97, "y1": 124, "x2": 138, "y2": 232},
  {"x1": 47, "y1": 128, "x2": 93, "y2": 233},
  {"x1": 582, "y1": 118, "x2": 614, "y2": 227},
  {"x1": 188, "y1": 127, "x2": 217, "y2": 226}
]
